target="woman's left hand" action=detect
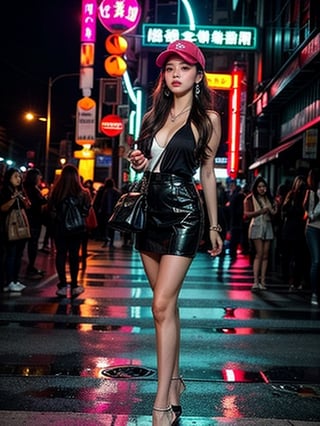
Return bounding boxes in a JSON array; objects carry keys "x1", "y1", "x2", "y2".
[{"x1": 208, "y1": 231, "x2": 224, "y2": 257}]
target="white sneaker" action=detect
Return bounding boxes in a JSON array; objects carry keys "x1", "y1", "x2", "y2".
[
  {"x1": 8, "y1": 282, "x2": 24, "y2": 292},
  {"x1": 15, "y1": 281, "x2": 26, "y2": 290},
  {"x1": 251, "y1": 283, "x2": 260, "y2": 291},
  {"x1": 56, "y1": 287, "x2": 68, "y2": 297},
  {"x1": 259, "y1": 282, "x2": 267, "y2": 290},
  {"x1": 311, "y1": 294, "x2": 318, "y2": 306},
  {"x1": 72, "y1": 286, "x2": 84, "y2": 297}
]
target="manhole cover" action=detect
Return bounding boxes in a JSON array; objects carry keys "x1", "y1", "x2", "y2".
[{"x1": 101, "y1": 366, "x2": 156, "y2": 378}]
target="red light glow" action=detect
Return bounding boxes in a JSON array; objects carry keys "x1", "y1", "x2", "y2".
[{"x1": 227, "y1": 70, "x2": 243, "y2": 179}]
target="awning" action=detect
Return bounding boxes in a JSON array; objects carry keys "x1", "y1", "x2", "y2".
[{"x1": 249, "y1": 139, "x2": 298, "y2": 170}]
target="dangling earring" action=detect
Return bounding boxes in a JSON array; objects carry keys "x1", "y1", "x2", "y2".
[
  {"x1": 195, "y1": 83, "x2": 200, "y2": 98},
  {"x1": 164, "y1": 87, "x2": 170, "y2": 97}
]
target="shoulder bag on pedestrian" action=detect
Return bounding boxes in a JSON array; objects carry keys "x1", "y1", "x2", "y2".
[
  {"x1": 62, "y1": 195, "x2": 86, "y2": 234},
  {"x1": 6, "y1": 198, "x2": 31, "y2": 241}
]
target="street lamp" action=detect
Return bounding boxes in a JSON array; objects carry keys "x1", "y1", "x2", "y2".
[
  {"x1": 44, "y1": 73, "x2": 79, "y2": 183},
  {"x1": 25, "y1": 112, "x2": 47, "y2": 122}
]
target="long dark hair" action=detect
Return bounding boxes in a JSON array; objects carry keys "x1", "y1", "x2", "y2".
[
  {"x1": 49, "y1": 164, "x2": 87, "y2": 205},
  {"x1": 283, "y1": 175, "x2": 306, "y2": 206},
  {"x1": 2, "y1": 167, "x2": 23, "y2": 193},
  {"x1": 251, "y1": 176, "x2": 274, "y2": 203},
  {"x1": 24, "y1": 168, "x2": 41, "y2": 190},
  {"x1": 307, "y1": 168, "x2": 320, "y2": 192},
  {"x1": 137, "y1": 65, "x2": 215, "y2": 162}
]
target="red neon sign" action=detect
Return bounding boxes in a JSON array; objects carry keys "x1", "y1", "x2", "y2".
[
  {"x1": 100, "y1": 114, "x2": 124, "y2": 137},
  {"x1": 227, "y1": 69, "x2": 243, "y2": 179}
]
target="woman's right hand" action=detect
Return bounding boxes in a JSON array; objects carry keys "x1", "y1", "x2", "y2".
[{"x1": 129, "y1": 149, "x2": 148, "y2": 171}]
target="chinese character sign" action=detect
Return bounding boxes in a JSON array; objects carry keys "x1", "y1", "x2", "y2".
[
  {"x1": 98, "y1": 0, "x2": 141, "y2": 34},
  {"x1": 81, "y1": 0, "x2": 97, "y2": 42},
  {"x1": 142, "y1": 24, "x2": 257, "y2": 50}
]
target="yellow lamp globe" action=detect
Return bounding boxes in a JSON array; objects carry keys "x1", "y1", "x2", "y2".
[
  {"x1": 104, "y1": 55, "x2": 127, "y2": 77},
  {"x1": 105, "y1": 35, "x2": 128, "y2": 55}
]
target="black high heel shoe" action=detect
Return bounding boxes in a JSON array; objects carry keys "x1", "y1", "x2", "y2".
[{"x1": 171, "y1": 376, "x2": 186, "y2": 422}]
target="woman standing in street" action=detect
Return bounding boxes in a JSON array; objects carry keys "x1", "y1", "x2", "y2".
[
  {"x1": 243, "y1": 176, "x2": 277, "y2": 290},
  {"x1": 129, "y1": 40, "x2": 223, "y2": 425},
  {"x1": 48, "y1": 164, "x2": 91, "y2": 298},
  {"x1": 0, "y1": 168, "x2": 30, "y2": 293},
  {"x1": 23, "y1": 168, "x2": 48, "y2": 279},
  {"x1": 281, "y1": 175, "x2": 308, "y2": 291},
  {"x1": 304, "y1": 168, "x2": 320, "y2": 306}
]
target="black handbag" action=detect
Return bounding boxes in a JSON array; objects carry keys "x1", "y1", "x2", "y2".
[
  {"x1": 108, "y1": 187, "x2": 147, "y2": 233},
  {"x1": 61, "y1": 196, "x2": 86, "y2": 234},
  {"x1": 108, "y1": 151, "x2": 164, "y2": 233}
]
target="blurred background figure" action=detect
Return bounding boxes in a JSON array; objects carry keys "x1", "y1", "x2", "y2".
[
  {"x1": 281, "y1": 175, "x2": 308, "y2": 292},
  {"x1": 93, "y1": 178, "x2": 121, "y2": 248},
  {"x1": 304, "y1": 169, "x2": 320, "y2": 306},
  {"x1": 48, "y1": 164, "x2": 91, "y2": 298},
  {"x1": 83, "y1": 179, "x2": 96, "y2": 200},
  {"x1": 227, "y1": 180, "x2": 246, "y2": 262},
  {"x1": 23, "y1": 168, "x2": 48, "y2": 279},
  {"x1": 273, "y1": 181, "x2": 291, "y2": 271}
]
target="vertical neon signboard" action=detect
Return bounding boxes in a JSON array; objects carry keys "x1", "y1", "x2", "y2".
[
  {"x1": 227, "y1": 69, "x2": 243, "y2": 179},
  {"x1": 81, "y1": 0, "x2": 97, "y2": 42}
]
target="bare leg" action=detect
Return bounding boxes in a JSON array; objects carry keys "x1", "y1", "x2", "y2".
[
  {"x1": 253, "y1": 239, "x2": 263, "y2": 284},
  {"x1": 140, "y1": 251, "x2": 192, "y2": 425},
  {"x1": 260, "y1": 240, "x2": 271, "y2": 285}
]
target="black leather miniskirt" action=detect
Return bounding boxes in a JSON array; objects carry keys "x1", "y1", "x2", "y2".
[{"x1": 135, "y1": 172, "x2": 204, "y2": 257}]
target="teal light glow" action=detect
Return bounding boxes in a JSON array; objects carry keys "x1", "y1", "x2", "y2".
[
  {"x1": 129, "y1": 110, "x2": 135, "y2": 136},
  {"x1": 134, "y1": 88, "x2": 142, "y2": 140},
  {"x1": 233, "y1": 0, "x2": 239, "y2": 11},
  {"x1": 181, "y1": 0, "x2": 195, "y2": 30},
  {"x1": 123, "y1": 71, "x2": 137, "y2": 105}
]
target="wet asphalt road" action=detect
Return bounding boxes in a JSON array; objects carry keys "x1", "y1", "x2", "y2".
[{"x1": 0, "y1": 237, "x2": 319, "y2": 425}]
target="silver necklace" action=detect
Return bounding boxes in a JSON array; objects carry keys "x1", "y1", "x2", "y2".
[{"x1": 169, "y1": 106, "x2": 191, "y2": 122}]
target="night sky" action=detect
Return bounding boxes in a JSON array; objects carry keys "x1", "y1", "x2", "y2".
[
  {"x1": 0, "y1": 1, "x2": 227, "y2": 167},
  {"x1": 0, "y1": 0, "x2": 111, "y2": 159}
]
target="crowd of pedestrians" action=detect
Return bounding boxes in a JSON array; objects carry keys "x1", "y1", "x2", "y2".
[
  {"x1": 220, "y1": 170, "x2": 320, "y2": 306},
  {"x1": 0, "y1": 163, "x2": 319, "y2": 306},
  {"x1": 0, "y1": 163, "x2": 126, "y2": 298}
]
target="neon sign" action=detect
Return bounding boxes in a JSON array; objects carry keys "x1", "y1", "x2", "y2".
[
  {"x1": 81, "y1": 0, "x2": 97, "y2": 42},
  {"x1": 98, "y1": 0, "x2": 141, "y2": 34},
  {"x1": 142, "y1": 24, "x2": 257, "y2": 50},
  {"x1": 206, "y1": 73, "x2": 233, "y2": 90}
]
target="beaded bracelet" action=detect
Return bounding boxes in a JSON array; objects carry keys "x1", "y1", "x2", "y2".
[{"x1": 209, "y1": 224, "x2": 222, "y2": 232}]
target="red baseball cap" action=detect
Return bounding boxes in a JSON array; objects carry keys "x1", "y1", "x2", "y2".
[{"x1": 156, "y1": 40, "x2": 205, "y2": 70}]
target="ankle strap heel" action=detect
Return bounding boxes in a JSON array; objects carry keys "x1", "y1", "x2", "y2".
[
  {"x1": 153, "y1": 406, "x2": 172, "y2": 412},
  {"x1": 171, "y1": 376, "x2": 186, "y2": 394}
]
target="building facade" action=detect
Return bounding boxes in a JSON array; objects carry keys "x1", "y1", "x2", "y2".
[
  {"x1": 137, "y1": 0, "x2": 320, "y2": 191},
  {"x1": 244, "y1": 0, "x2": 320, "y2": 191}
]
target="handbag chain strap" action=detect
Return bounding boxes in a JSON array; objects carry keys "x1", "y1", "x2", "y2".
[{"x1": 132, "y1": 149, "x2": 166, "y2": 194}]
